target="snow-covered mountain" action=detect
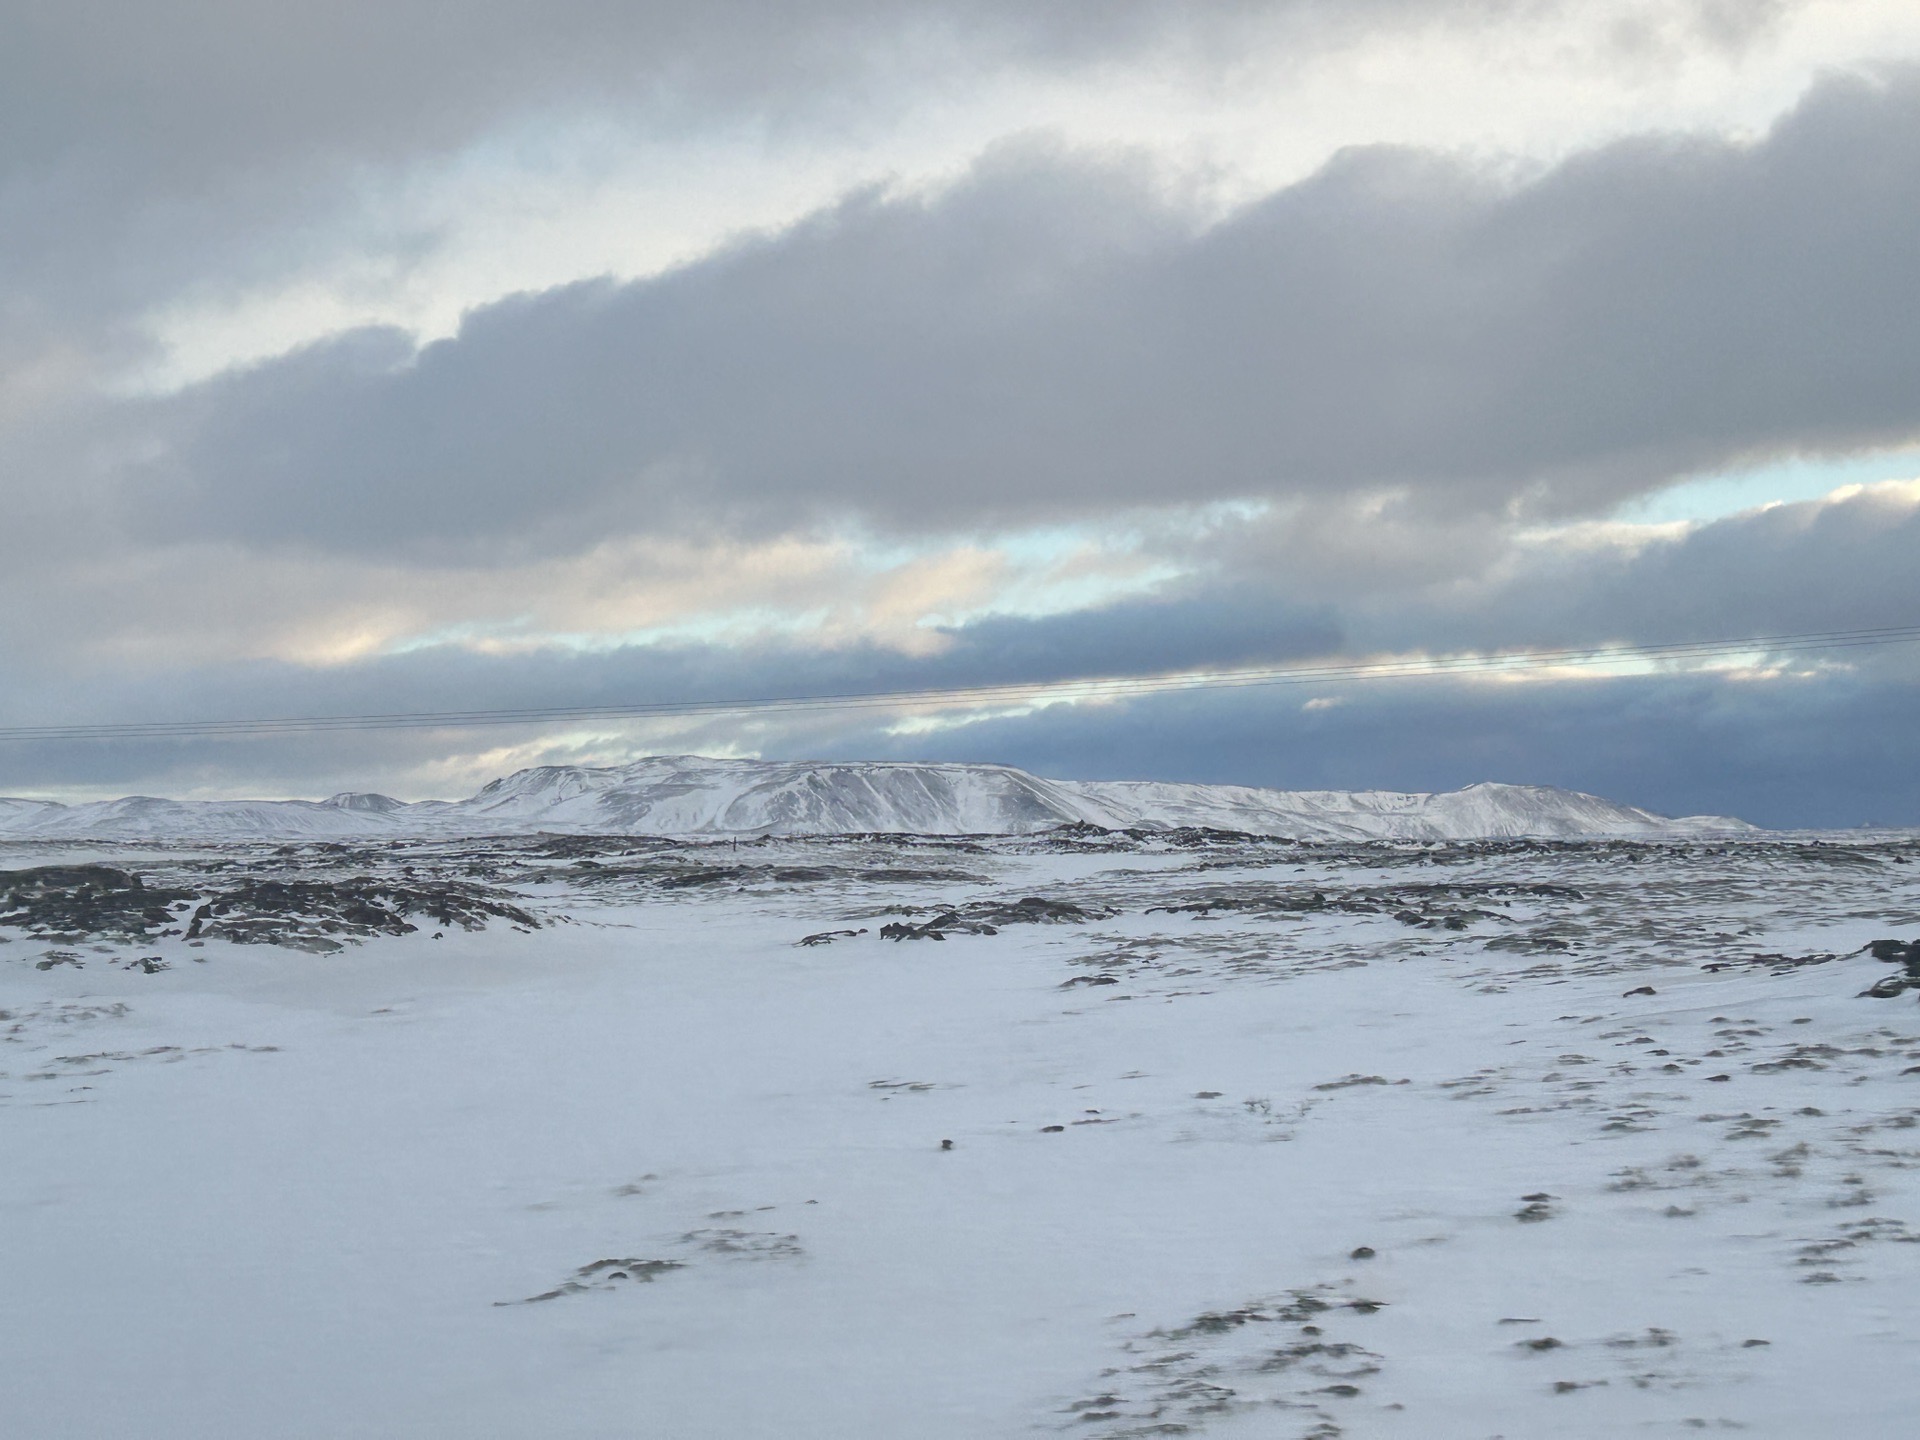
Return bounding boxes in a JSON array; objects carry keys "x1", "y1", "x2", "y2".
[{"x1": 0, "y1": 755, "x2": 1753, "y2": 841}]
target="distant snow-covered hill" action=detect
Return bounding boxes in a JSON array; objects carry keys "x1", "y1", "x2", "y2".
[{"x1": 0, "y1": 755, "x2": 1754, "y2": 841}]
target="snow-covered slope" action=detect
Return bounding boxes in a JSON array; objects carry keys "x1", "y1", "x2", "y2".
[
  {"x1": 0, "y1": 755, "x2": 1753, "y2": 840},
  {"x1": 455, "y1": 757, "x2": 1125, "y2": 836},
  {"x1": 0, "y1": 797, "x2": 64, "y2": 829},
  {"x1": 1066, "y1": 777, "x2": 1744, "y2": 840},
  {"x1": 6, "y1": 827, "x2": 1915, "y2": 1439},
  {"x1": 0, "y1": 794, "x2": 414, "y2": 840}
]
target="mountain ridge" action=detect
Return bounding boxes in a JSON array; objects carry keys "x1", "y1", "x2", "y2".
[{"x1": 0, "y1": 755, "x2": 1755, "y2": 841}]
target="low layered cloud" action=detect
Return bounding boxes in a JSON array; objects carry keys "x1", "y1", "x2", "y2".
[
  {"x1": 2, "y1": 483, "x2": 1912, "y2": 823},
  {"x1": 841, "y1": 668, "x2": 1920, "y2": 831},
  {"x1": 112, "y1": 69, "x2": 1920, "y2": 560},
  {"x1": 18, "y1": 0, "x2": 1727, "y2": 380},
  {"x1": 5, "y1": 5, "x2": 1917, "y2": 821}
]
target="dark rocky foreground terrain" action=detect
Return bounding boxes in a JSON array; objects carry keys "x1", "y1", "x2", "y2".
[
  {"x1": 5, "y1": 823, "x2": 1915, "y2": 973},
  {"x1": 5, "y1": 823, "x2": 1920, "y2": 1438}
]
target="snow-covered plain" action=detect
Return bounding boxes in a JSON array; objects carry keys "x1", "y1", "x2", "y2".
[{"x1": 6, "y1": 822, "x2": 1920, "y2": 1438}]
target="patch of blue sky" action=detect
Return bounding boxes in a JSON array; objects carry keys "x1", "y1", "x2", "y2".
[{"x1": 1619, "y1": 443, "x2": 1920, "y2": 525}]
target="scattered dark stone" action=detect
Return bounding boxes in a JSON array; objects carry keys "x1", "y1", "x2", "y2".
[
  {"x1": 1742, "y1": 1338, "x2": 1771, "y2": 1347},
  {"x1": 880, "y1": 894, "x2": 1112, "y2": 941},
  {"x1": 1060, "y1": 974, "x2": 1119, "y2": 988},
  {"x1": 128, "y1": 956, "x2": 169, "y2": 974},
  {"x1": 940, "y1": 1139, "x2": 953, "y2": 1151},
  {"x1": 1486, "y1": 933, "x2": 1574, "y2": 953},
  {"x1": 1154, "y1": 879, "x2": 1578, "y2": 926},
  {"x1": 1519, "y1": 1337, "x2": 1564, "y2": 1351},
  {"x1": 1258, "y1": 1339, "x2": 1377, "y2": 1374},
  {"x1": 525, "y1": 833, "x2": 672, "y2": 860},
  {"x1": 1860, "y1": 974, "x2": 1910, "y2": 999},
  {"x1": 1623, "y1": 985, "x2": 1657, "y2": 997},
  {"x1": 1706, "y1": 1074, "x2": 1733, "y2": 1082},
  {"x1": 1349, "y1": 1246, "x2": 1376, "y2": 1260},
  {"x1": 797, "y1": 928, "x2": 867, "y2": 947},
  {"x1": 1039, "y1": 1125, "x2": 1065, "y2": 1133},
  {"x1": 1704, "y1": 950, "x2": 1847, "y2": 975},
  {"x1": 577, "y1": 1257, "x2": 677, "y2": 1280},
  {"x1": 654, "y1": 867, "x2": 738, "y2": 889},
  {"x1": 880, "y1": 916, "x2": 959, "y2": 941},
  {"x1": 1516, "y1": 1200, "x2": 1555, "y2": 1222},
  {"x1": 1193, "y1": 1091, "x2": 1223, "y2": 1099},
  {"x1": 498, "y1": 1256, "x2": 686, "y2": 1305}
]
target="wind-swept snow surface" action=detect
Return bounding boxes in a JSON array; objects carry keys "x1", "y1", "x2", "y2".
[
  {"x1": 0, "y1": 755, "x2": 1752, "y2": 839},
  {"x1": 4, "y1": 826, "x2": 1920, "y2": 1437}
]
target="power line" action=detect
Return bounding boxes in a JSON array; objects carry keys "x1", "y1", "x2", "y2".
[{"x1": 2, "y1": 623, "x2": 1917, "y2": 745}]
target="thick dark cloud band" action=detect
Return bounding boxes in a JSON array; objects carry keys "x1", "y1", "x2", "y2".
[{"x1": 128, "y1": 69, "x2": 1920, "y2": 556}]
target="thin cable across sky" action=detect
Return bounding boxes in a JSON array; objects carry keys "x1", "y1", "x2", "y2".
[{"x1": 2, "y1": 624, "x2": 1917, "y2": 744}]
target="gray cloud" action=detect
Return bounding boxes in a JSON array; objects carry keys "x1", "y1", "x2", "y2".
[
  {"x1": 10, "y1": 653, "x2": 1913, "y2": 829},
  {"x1": 9, "y1": 2, "x2": 1761, "y2": 193},
  {"x1": 4, "y1": 483, "x2": 1916, "y2": 824},
  {"x1": 835, "y1": 668, "x2": 1920, "y2": 830},
  {"x1": 1429, "y1": 489, "x2": 1920, "y2": 651},
  {"x1": 1200, "y1": 479, "x2": 1920, "y2": 654},
  {"x1": 3, "y1": 1, "x2": 1906, "y2": 822},
  {"x1": 5, "y1": 0, "x2": 1578, "y2": 346},
  {"x1": 0, "y1": 1, "x2": 1277, "y2": 455},
  {"x1": 116, "y1": 68, "x2": 1920, "y2": 559}
]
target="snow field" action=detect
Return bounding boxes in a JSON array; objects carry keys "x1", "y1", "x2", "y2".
[{"x1": 4, "y1": 839, "x2": 1920, "y2": 1437}]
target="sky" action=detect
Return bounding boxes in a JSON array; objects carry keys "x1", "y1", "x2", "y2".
[{"x1": 5, "y1": 0, "x2": 1920, "y2": 827}]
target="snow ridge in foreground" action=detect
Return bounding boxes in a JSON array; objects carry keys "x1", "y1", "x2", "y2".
[{"x1": 0, "y1": 755, "x2": 1753, "y2": 840}]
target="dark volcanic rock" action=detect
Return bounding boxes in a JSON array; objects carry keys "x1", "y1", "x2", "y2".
[
  {"x1": 560, "y1": 860, "x2": 985, "y2": 892},
  {"x1": 1151, "y1": 879, "x2": 1579, "y2": 925},
  {"x1": 881, "y1": 895, "x2": 1114, "y2": 941},
  {"x1": 0, "y1": 865, "x2": 192, "y2": 943},
  {"x1": 183, "y1": 877, "x2": 539, "y2": 953},
  {"x1": 1703, "y1": 950, "x2": 1848, "y2": 976},
  {"x1": 1866, "y1": 938, "x2": 1920, "y2": 979}
]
